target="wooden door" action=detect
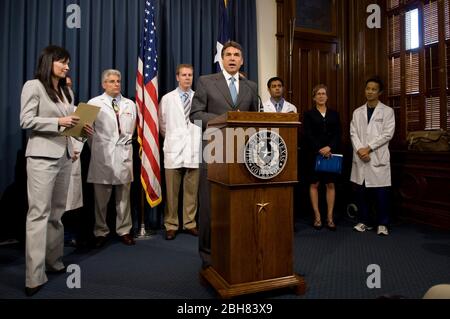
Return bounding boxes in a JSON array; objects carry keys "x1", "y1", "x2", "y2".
[
  {"x1": 292, "y1": 39, "x2": 339, "y2": 116},
  {"x1": 277, "y1": 0, "x2": 345, "y2": 118}
]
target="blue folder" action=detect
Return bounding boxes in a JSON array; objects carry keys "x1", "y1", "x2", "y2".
[{"x1": 315, "y1": 154, "x2": 343, "y2": 174}]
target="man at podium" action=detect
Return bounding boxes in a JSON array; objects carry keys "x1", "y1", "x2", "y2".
[{"x1": 190, "y1": 41, "x2": 258, "y2": 268}]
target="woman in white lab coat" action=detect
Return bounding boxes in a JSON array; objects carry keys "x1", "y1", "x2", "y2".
[
  {"x1": 63, "y1": 77, "x2": 86, "y2": 248},
  {"x1": 65, "y1": 76, "x2": 84, "y2": 212},
  {"x1": 350, "y1": 76, "x2": 395, "y2": 236}
]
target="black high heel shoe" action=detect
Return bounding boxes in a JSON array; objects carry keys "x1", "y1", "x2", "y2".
[
  {"x1": 326, "y1": 220, "x2": 337, "y2": 231},
  {"x1": 313, "y1": 220, "x2": 323, "y2": 230}
]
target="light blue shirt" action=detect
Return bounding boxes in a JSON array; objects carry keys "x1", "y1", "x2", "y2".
[
  {"x1": 105, "y1": 94, "x2": 122, "y2": 105},
  {"x1": 177, "y1": 87, "x2": 193, "y2": 102},
  {"x1": 270, "y1": 97, "x2": 285, "y2": 112}
]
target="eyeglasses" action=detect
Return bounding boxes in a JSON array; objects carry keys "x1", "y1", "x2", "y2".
[{"x1": 105, "y1": 80, "x2": 121, "y2": 84}]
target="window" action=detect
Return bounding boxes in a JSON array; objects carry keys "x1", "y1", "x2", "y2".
[
  {"x1": 406, "y1": 9, "x2": 420, "y2": 50},
  {"x1": 386, "y1": 0, "x2": 450, "y2": 136}
]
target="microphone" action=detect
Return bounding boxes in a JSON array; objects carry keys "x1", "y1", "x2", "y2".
[
  {"x1": 257, "y1": 95, "x2": 263, "y2": 113},
  {"x1": 242, "y1": 78, "x2": 263, "y2": 112}
]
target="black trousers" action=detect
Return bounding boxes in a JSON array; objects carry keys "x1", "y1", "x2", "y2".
[{"x1": 355, "y1": 183, "x2": 391, "y2": 226}]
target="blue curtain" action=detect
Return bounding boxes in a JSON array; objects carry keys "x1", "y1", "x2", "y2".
[
  {"x1": 158, "y1": 0, "x2": 258, "y2": 94},
  {"x1": 0, "y1": 0, "x2": 257, "y2": 199}
]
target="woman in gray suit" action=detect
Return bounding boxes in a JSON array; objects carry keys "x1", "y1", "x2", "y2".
[{"x1": 20, "y1": 45, "x2": 93, "y2": 296}]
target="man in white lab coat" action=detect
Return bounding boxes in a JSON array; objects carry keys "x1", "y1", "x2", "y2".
[
  {"x1": 87, "y1": 69, "x2": 137, "y2": 247},
  {"x1": 350, "y1": 76, "x2": 395, "y2": 236},
  {"x1": 262, "y1": 77, "x2": 297, "y2": 113},
  {"x1": 159, "y1": 64, "x2": 201, "y2": 240}
]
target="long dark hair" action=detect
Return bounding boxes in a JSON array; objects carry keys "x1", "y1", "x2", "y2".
[{"x1": 34, "y1": 45, "x2": 72, "y2": 104}]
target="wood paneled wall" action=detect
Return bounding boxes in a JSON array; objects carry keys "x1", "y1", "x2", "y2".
[
  {"x1": 277, "y1": 0, "x2": 450, "y2": 230},
  {"x1": 276, "y1": 0, "x2": 386, "y2": 142},
  {"x1": 392, "y1": 151, "x2": 450, "y2": 229},
  {"x1": 347, "y1": 0, "x2": 387, "y2": 115}
]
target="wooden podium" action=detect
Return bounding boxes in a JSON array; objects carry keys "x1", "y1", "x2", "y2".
[{"x1": 200, "y1": 112, "x2": 306, "y2": 298}]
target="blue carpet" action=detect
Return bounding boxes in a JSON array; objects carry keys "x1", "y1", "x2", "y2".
[{"x1": 1, "y1": 220, "x2": 449, "y2": 299}]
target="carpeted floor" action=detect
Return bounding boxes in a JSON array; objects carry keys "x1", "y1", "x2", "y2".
[{"x1": 0, "y1": 219, "x2": 449, "y2": 299}]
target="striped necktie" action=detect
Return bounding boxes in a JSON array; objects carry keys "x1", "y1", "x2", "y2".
[{"x1": 182, "y1": 92, "x2": 191, "y2": 124}]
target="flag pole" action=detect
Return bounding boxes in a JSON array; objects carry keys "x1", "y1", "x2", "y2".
[
  {"x1": 135, "y1": 0, "x2": 161, "y2": 240},
  {"x1": 136, "y1": 189, "x2": 154, "y2": 239}
]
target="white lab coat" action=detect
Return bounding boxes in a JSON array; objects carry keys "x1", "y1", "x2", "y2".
[
  {"x1": 65, "y1": 138, "x2": 84, "y2": 211},
  {"x1": 350, "y1": 101, "x2": 395, "y2": 187},
  {"x1": 263, "y1": 99, "x2": 297, "y2": 113},
  {"x1": 87, "y1": 93, "x2": 137, "y2": 185},
  {"x1": 159, "y1": 89, "x2": 202, "y2": 169}
]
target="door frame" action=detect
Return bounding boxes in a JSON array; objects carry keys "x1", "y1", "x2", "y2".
[{"x1": 276, "y1": 0, "x2": 348, "y2": 134}]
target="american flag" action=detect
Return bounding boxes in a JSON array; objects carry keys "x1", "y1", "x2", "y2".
[{"x1": 136, "y1": 0, "x2": 161, "y2": 207}]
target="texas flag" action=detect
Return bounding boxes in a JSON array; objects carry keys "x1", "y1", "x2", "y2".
[{"x1": 214, "y1": 0, "x2": 231, "y2": 71}]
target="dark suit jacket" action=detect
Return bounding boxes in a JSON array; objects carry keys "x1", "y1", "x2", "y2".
[
  {"x1": 190, "y1": 72, "x2": 258, "y2": 130},
  {"x1": 302, "y1": 107, "x2": 341, "y2": 183},
  {"x1": 303, "y1": 107, "x2": 341, "y2": 154},
  {"x1": 189, "y1": 72, "x2": 258, "y2": 264}
]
